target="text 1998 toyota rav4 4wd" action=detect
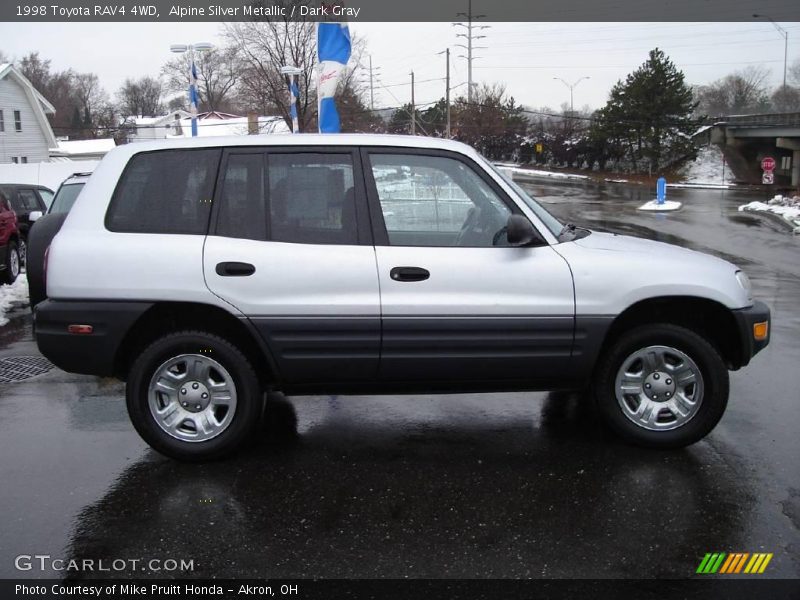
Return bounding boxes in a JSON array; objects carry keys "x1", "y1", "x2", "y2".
[{"x1": 34, "y1": 135, "x2": 770, "y2": 460}]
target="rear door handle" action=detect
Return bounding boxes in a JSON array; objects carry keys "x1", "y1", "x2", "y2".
[
  {"x1": 216, "y1": 262, "x2": 256, "y2": 277},
  {"x1": 390, "y1": 266, "x2": 430, "y2": 282}
]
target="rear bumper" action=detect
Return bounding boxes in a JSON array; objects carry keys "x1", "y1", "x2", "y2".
[
  {"x1": 34, "y1": 299, "x2": 152, "y2": 377},
  {"x1": 731, "y1": 300, "x2": 771, "y2": 368}
]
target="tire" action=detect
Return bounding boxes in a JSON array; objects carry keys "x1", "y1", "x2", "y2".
[
  {"x1": 593, "y1": 323, "x2": 729, "y2": 449},
  {"x1": 126, "y1": 331, "x2": 263, "y2": 461},
  {"x1": 1, "y1": 240, "x2": 20, "y2": 285}
]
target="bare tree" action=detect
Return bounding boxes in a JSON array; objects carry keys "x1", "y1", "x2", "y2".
[
  {"x1": 789, "y1": 59, "x2": 800, "y2": 87},
  {"x1": 223, "y1": 12, "x2": 318, "y2": 131},
  {"x1": 695, "y1": 65, "x2": 771, "y2": 116},
  {"x1": 162, "y1": 47, "x2": 240, "y2": 113},
  {"x1": 118, "y1": 76, "x2": 163, "y2": 117}
]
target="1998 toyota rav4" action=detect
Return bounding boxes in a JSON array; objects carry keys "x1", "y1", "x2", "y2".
[{"x1": 34, "y1": 135, "x2": 770, "y2": 460}]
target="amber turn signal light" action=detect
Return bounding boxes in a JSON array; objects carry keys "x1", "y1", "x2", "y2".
[
  {"x1": 753, "y1": 321, "x2": 769, "y2": 341},
  {"x1": 67, "y1": 324, "x2": 93, "y2": 335}
]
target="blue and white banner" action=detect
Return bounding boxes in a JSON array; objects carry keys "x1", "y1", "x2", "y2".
[
  {"x1": 189, "y1": 60, "x2": 199, "y2": 136},
  {"x1": 289, "y1": 79, "x2": 300, "y2": 133},
  {"x1": 317, "y1": 22, "x2": 351, "y2": 133}
]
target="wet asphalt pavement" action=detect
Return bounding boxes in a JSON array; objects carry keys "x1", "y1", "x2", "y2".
[{"x1": 0, "y1": 179, "x2": 799, "y2": 583}]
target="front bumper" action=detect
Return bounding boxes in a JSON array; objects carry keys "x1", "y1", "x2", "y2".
[{"x1": 732, "y1": 300, "x2": 771, "y2": 368}]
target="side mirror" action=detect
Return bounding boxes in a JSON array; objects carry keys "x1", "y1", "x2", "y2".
[
  {"x1": 506, "y1": 214, "x2": 541, "y2": 247},
  {"x1": 29, "y1": 210, "x2": 43, "y2": 222}
]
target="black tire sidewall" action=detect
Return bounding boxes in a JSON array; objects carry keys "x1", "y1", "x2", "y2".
[
  {"x1": 594, "y1": 324, "x2": 729, "y2": 449},
  {"x1": 126, "y1": 331, "x2": 262, "y2": 461},
  {"x1": 2, "y1": 241, "x2": 19, "y2": 285}
]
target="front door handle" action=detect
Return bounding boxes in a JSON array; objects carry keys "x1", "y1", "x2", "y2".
[
  {"x1": 390, "y1": 266, "x2": 430, "y2": 282},
  {"x1": 216, "y1": 262, "x2": 256, "y2": 277}
]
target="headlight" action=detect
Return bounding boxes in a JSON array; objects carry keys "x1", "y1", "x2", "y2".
[{"x1": 735, "y1": 270, "x2": 752, "y2": 293}]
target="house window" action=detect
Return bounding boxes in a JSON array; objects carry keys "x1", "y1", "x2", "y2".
[
  {"x1": 11, "y1": 157, "x2": 18, "y2": 164},
  {"x1": 781, "y1": 156, "x2": 792, "y2": 171},
  {"x1": 14, "y1": 110, "x2": 21, "y2": 132},
  {"x1": 21, "y1": 157, "x2": 28, "y2": 164},
  {"x1": 0, "y1": 110, "x2": 4, "y2": 132}
]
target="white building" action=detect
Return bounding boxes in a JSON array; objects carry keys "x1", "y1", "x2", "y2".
[
  {"x1": 123, "y1": 111, "x2": 192, "y2": 142},
  {"x1": 0, "y1": 63, "x2": 58, "y2": 164}
]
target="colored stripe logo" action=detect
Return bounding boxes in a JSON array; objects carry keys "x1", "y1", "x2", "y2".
[{"x1": 696, "y1": 552, "x2": 773, "y2": 574}]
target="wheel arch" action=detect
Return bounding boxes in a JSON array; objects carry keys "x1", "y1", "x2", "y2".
[
  {"x1": 113, "y1": 301, "x2": 278, "y2": 385},
  {"x1": 598, "y1": 296, "x2": 744, "y2": 371}
]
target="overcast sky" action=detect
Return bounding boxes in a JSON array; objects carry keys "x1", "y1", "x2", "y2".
[{"x1": 1, "y1": 21, "x2": 798, "y2": 112}]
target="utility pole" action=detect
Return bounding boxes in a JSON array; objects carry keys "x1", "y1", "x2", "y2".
[
  {"x1": 368, "y1": 55, "x2": 375, "y2": 110},
  {"x1": 436, "y1": 48, "x2": 452, "y2": 137},
  {"x1": 445, "y1": 48, "x2": 451, "y2": 137},
  {"x1": 410, "y1": 70, "x2": 416, "y2": 135},
  {"x1": 454, "y1": 0, "x2": 488, "y2": 103}
]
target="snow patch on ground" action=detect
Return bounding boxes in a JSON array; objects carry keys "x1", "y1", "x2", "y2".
[
  {"x1": 739, "y1": 195, "x2": 800, "y2": 234},
  {"x1": 0, "y1": 276, "x2": 29, "y2": 326},
  {"x1": 679, "y1": 145, "x2": 733, "y2": 187},
  {"x1": 495, "y1": 164, "x2": 590, "y2": 181},
  {"x1": 638, "y1": 199, "x2": 682, "y2": 211}
]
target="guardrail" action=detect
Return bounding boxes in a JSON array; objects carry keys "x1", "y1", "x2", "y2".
[{"x1": 713, "y1": 112, "x2": 800, "y2": 128}]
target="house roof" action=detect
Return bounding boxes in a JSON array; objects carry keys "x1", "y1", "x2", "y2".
[
  {"x1": 0, "y1": 63, "x2": 58, "y2": 147},
  {"x1": 49, "y1": 138, "x2": 116, "y2": 157}
]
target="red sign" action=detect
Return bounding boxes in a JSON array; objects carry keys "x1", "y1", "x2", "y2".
[{"x1": 761, "y1": 157, "x2": 776, "y2": 172}]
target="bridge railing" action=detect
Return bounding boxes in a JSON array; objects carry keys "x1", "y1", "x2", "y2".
[{"x1": 712, "y1": 112, "x2": 800, "y2": 127}]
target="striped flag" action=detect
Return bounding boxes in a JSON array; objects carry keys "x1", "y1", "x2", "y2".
[
  {"x1": 189, "y1": 61, "x2": 199, "y2": 136},
  {"x1": 317, "y1": 22, "x2": 351, "y2": 133},
  {"x1": 289, "y1": 79, "x2": 300, "y2": 133}
]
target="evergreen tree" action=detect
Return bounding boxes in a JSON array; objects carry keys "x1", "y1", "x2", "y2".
[{"x1": 596, "y1": 49, "x2": 697, "y2": 174}]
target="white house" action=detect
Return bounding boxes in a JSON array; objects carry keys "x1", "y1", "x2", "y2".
[
  {"x1": 123, "y1": 111, "x2": 192, "y2": 142},
  {"x1": 0, "y1": 63, "x2": 58, "y2": 164}
]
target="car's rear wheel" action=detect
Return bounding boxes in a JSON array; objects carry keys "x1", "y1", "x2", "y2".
[
  {"x1": 593, "y1": 323, "x2": 729, "y2": 448},
  {"x1": 2, "y1": 241, "x2": 20, "y2": 285},
  {"x1": 126, "y1": 331, "x2": 263, "y2": 461},
  {"x1": 18, "y1": 238, "x2": 27, "y2": 269}
]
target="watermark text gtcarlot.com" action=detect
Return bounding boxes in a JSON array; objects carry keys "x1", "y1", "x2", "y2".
[{"x1": 14, "y1": 554, "x2": 194, "y2": 573}]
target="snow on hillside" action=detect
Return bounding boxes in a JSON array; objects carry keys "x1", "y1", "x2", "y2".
[{"x1": 680, "y1": 145, "x2": 734, "y2": 186}]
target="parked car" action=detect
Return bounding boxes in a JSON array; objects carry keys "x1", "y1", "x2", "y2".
[
  {"x1": 34, "y1": 135, "x2": 770, "y2": 460},
  {"x1": 0, "y1": 184, "x2": 52, "y2": 266},
  {"x1": 26, "y1": 173, "x2": 91, "y2": 308},
  {"x1": 0, "y1": 190, "x2": 21, "y2": 284}
]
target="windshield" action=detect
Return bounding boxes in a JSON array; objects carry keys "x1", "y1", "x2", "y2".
[
  {"x1": 49, "y1": 182, "x2": 85, "y2": 215},
  {"x1": 482, "y1": 159, "x2": 563, "y2": 238}
]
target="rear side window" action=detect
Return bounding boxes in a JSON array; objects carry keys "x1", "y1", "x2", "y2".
[
  {"x1": 215, "y1": 152, "x2": 358, "y2": 245},
  {"x1": 106, "y1": 149, "x2": 221, "y2": 234}
]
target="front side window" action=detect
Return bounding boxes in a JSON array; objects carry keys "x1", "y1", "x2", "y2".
[
  {"x1": 369, "y1": 153, "x2": 512, "y2": 247},
  {"x1": 215, "y1": 152, "x2": 359, "y2": 245},
  {"x1": 14, "y1": 110, "x2": 21, "y2": 132},
  {"x1": 106, "y1": 149, "x2": 220, "y2": 234}
]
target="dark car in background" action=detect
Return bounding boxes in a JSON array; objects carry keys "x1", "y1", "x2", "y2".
[
  {"x1": 26, "y1": 173, "x2": 90, "y2": 307},
  {"x1": 0, "y1": 184, "x2": 53, "y2": 267},
  {"x1": 0, "y1": 190, "x2": 21, "y2": 284}
]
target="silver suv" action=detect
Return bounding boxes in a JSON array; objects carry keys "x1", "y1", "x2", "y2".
[{"x1": 34, "y1": 134, "x2": 770, "y2": 460}]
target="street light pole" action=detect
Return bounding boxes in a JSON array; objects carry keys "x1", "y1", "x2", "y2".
[
  {"x1": 753, "y1": 14, "x2": 789, "y2": 89},
  {"x1": 170, "y1": 42, "x2": 214, "y2": 137},
  {"x1": 553, "y1": 76, "x2": 590, "y2": 114}
]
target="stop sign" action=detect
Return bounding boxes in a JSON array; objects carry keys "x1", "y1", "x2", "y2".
[{"x1": 761, "y1": 157, "x2": 776, "y2": 172}]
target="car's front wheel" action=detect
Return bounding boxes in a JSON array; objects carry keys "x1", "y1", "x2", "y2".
[
  {"x1": 126, "y1": 331, "x2": 263, "y2": 461},
  {"x1": 2, "y1": 240, "x2": 20, "y2": 285},
  {"x1": 593, "y1": 323, "x2": 729, "y2": 448}
]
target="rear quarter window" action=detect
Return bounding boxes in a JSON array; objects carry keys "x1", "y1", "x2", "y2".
[{"x1": 105, "y1": 148, "x2": 221, "y2": 234}]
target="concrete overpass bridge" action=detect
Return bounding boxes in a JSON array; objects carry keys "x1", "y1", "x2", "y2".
[{"x1": 709, "y1": 112, "x2": 800, "y2": 188}]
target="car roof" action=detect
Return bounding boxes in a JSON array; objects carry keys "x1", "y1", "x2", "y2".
[{"x1": 107, "y1": 133, "x2": 480, "y2": 160}]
